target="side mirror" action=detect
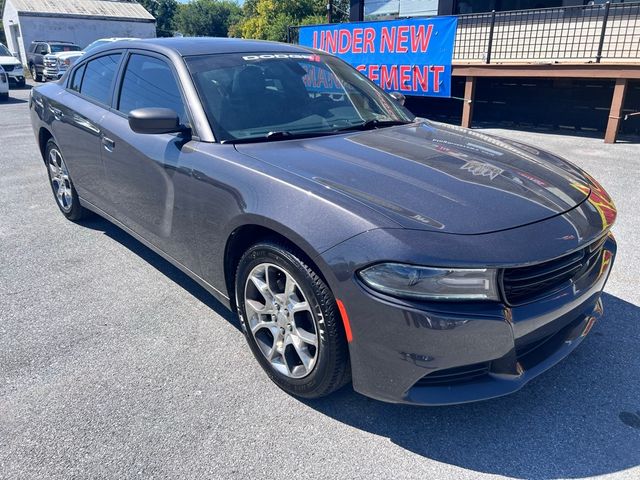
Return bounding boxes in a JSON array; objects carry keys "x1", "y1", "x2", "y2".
[
  {"x1": 389, "y1": 91, "x2": 406, "y2": 106},
  {"x1": 128, "y1": 107, "x2": 186, "y2": 134}
]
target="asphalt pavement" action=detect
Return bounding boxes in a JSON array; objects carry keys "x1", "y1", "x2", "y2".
[{"x1": 1, "y1": 83, "x2": 639, "y2": 480}]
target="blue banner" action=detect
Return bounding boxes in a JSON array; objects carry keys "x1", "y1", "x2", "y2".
[{"x1": 298, "y1": 17, "x2": 458, "y2": 97}]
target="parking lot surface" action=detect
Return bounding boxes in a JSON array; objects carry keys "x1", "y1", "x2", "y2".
[{"x1": 1, "y1": 83, "x2": 639, "y2": 480}]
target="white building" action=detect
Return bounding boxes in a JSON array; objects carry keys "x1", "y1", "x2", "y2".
[{"x1": 2, "y1": 0, "x2": 156, "y2": 64}]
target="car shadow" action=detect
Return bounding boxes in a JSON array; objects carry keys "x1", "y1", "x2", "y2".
[
  {"x1": 3, "y1": 96, "x2": 28, "y2": 105},
  {"x1": 300, "y1": 292, "x2": 640, "y2": 479},
  {"x1": 11, "y1": 83, "x2": 32, "y2": 90},
  {"x1": 77, "y1": 215, "x2": 241, "y2": 332}
]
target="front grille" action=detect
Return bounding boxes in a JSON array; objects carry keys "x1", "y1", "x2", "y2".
[
  {"x1": 1, "y1": 64, "x2": 15, "y2": 72},
  {"x1": 414, "y1": 362, "x2": 491, "y2": 386},
  {"x1": 502, "y1": 236, "x2": 606, "y2": 306}
]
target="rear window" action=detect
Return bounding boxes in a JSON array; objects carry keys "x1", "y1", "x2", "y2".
[
  {"x1": 50, "y1": 44, "x2": 81, "y2": 54},
  {"x1": 79, "y1": 54, "x2": 121, "y2": 105}
]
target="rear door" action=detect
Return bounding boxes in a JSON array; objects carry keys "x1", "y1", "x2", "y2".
[
  {"x1": 99, "y1": 51, "x2": 198, "y2": 266},
  {"x1": 53, "y1": 52, "x2": 123, "y2": 206}
]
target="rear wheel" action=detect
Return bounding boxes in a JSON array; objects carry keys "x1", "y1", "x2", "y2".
[
  {"x1": 235, "y1": 241, "x2": 350, "y2": 398},
  {"x1": 45, "y1": 139, "x2": 86, "y2": 221}
]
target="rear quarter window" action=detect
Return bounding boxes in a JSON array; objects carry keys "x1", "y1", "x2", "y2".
[{"x1": 69, "y1": 63, "x2": 86, "y2": 92}]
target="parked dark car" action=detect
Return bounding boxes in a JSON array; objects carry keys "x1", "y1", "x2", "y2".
[
  {"x1": 29, "y1": 38, "x2": 617, "y2": 405},
  {"x1": 27, "y1": 40, "x2": 81, "y2": 82}
]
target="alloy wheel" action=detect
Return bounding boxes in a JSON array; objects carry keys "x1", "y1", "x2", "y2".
[
  {"x1": 48, "y1": 147, "x2": 73, "y2": 212},
  {"x1": 244, "y1": 263, "x2": 319, "y2": 378}
]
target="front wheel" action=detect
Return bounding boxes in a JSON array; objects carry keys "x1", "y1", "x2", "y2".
[
  {"x1": 30, "y1": 64, "x2": 42, "y2": 82},
  {"x1": 45, "y1": 139, "x2": 86, "y2": 221},
  {"x1": 235, "y1": 242, "x2": 350, "y2": 398}
]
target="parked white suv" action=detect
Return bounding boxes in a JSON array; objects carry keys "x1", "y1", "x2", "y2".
[
  {"x1": 0, "y1": 66, "x2": 9, "y2": 101},
  {"x1": 0, "y1": 43, "x2": 25, "y2": 87}
]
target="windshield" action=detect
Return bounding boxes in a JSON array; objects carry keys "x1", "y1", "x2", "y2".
[
  {"x1": 0, "y1": 44, "x2": 11, "y2": 57},
  {"x1": 84, "y1": 40, "x2": 109, "y2": 53},
  {"x1": 50, "y1": 44, "x2": 81, "y2": 54},
  {"x1": 186, "y1": 52, "x2": 414, "y2": 142}
]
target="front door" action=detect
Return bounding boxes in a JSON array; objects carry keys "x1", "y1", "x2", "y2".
[{"x1": 99, "y1": 52, "x2": 199, "y2": 268}]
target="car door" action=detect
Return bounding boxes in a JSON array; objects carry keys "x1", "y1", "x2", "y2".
[
  {"x1": 99, "y1": 51, "x2": 199, "y2": 267},
  {"x1": 52, "y1": 53, "x2": 122, "y2": 206}
]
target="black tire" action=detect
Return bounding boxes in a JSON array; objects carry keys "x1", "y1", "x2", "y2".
[
  {"x1": 0, "y1": 93, "x2": 7, "y2": 101},
  {"x1": 235, "y1": 241, "x2": 350, "y2": 399},
  {"x1": 17, "y1": 79, "x2": 26, "y2": 88},
  {"x1": 45, "y1": 139, "x2": 87, "y2": 221},
  {"x1": 29, "y1": 64, "x2": 42, "y2": 82}
]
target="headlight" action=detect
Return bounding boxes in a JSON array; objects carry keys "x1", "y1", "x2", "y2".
[{"x1": 358, "y1": 263, "x2": 500, "y2": 301}]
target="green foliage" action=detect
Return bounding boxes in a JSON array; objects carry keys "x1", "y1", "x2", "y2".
[
  {"x1": 165, "y1": 0, "x2": 349, "y2": 40},
  {"x1": 233, "y1": 0, "x2": 349, "y2": 41},
  {"x1": 176, "y1": 0, "x2": 243, "y2": 37},
  {"x1": 138, "y1": 0, "x2": 179, "y2": 37}
]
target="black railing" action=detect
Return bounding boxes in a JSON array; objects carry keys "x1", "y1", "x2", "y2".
[{"x1": 288, "y1": 1, "x2": 640, "y2": 64}]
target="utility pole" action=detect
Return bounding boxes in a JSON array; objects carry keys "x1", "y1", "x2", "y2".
[{"x1": 328, "y1": 0, "x2": 333, "y2": 23}]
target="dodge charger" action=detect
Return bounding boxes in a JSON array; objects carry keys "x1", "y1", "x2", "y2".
[{"x1": 29, "y1": 38, "x2": 617, "y2": 405}]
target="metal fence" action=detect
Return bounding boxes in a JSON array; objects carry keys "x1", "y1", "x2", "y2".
[{"x1": 288, "y1": 1, "x2": 640, "y2": 64}]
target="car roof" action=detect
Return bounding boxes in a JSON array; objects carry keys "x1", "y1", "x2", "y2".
[
  {"x1": 99, "y1": 37, "x2": 316, "y2": 57},
  {"x1": 32, "y1": 40, "x2": 77, "y2": 45}
]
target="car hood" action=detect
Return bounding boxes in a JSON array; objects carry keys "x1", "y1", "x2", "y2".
[
  {"x1": 0, "y1": 55, "x2": 21, "y2": 66},
  {"x1": 235, "y1": 121, "x2": 591, "y2": 234},
  {"x1": 45, "y1": 51, "x2": 83, "y2": 61}
]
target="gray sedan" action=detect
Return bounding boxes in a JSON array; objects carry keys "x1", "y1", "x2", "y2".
[{"x1": 29, "y1": 38, "x2": 617, "y2": 405}]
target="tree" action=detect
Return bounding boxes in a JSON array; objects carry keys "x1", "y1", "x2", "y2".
[
  {"x1": 329, "y1": 0, "x2": 350, "y2": 23},
  {"x1": 176, "y1": 0, "x2": 242, "y2": 37},
  {"x1": 138, "y1": 0, "x2": 179, "y2": 37},
  {"x1": 235, "y1": 0, "x2": 350, "y2": 42}
]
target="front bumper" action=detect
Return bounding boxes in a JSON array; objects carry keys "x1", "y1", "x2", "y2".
[
  {"x1": 321, "y1": 229, "x2": 616, "y2": 406},
  {"x1": 43, "y1": 65, "x2": 66, "y2": 80},
  {"x1": 4, "y1": 67, "x2": 24, "y2": 84}
]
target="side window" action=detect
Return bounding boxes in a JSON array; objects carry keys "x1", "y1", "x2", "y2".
[
  {"x1": 69, "y1": 63, "x2": 86, "y2": 92},
  {"x1": 80, "y1": 54, "x2": 121, "y2": 105},
  {"x1": 118, "y1": 54, "x2": 186, "y2": 123}
]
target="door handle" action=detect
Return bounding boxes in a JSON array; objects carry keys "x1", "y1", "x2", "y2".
[{"x1": 102, "y1": 136, "x2": 115, "y2": 152}]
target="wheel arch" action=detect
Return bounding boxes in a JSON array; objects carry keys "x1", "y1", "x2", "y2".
[
  {"x1": 38, "y1": 127, "x2": 54, "y2": 163},
  {"x1": 223, "y1": 220, "x2": 334, "y2": 312}
]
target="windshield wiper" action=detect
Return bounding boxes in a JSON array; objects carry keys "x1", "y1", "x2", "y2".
[
  {"x1": 221, "y1": 130, "x2": 339, "y2": 145},
  {"x1": 335, "y1": 119, "x2": 412, "y2": 132}
]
